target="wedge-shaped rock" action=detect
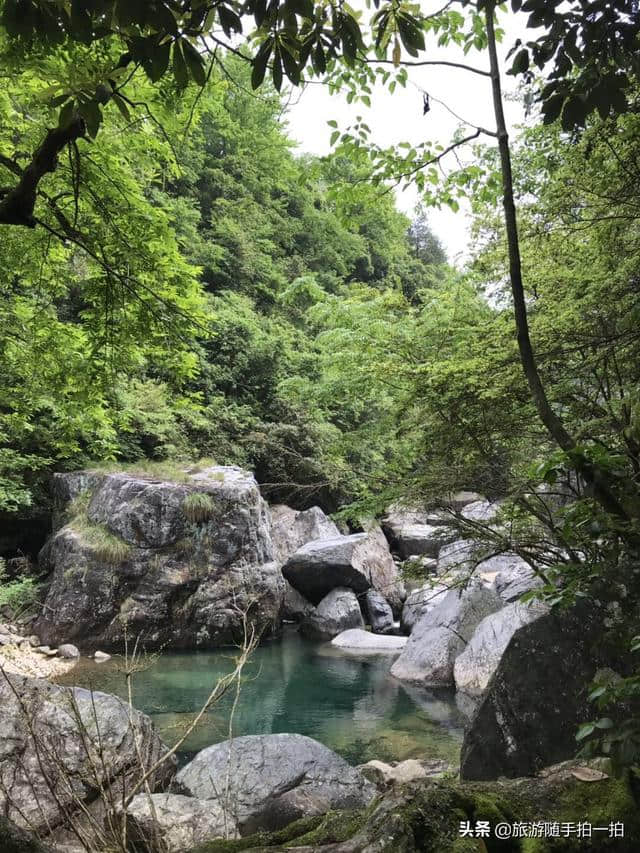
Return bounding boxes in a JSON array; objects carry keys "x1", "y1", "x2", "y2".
[
  {"x1": 270, "y1": 504, "x2": 340, "y2": 564},
  {"x1": 390, "y1": 581, "x2": 502, "y2": 686},
  {"x1": 454, "y1": 601, "x2": 548, "y2": 695}
]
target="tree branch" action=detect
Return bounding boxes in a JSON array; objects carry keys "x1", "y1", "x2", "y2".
[{"x1": 0, "y1": 118, "x2": 85, "y2": 227}]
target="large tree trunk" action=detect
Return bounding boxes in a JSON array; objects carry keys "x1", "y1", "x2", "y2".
[{"x1": 483, "y1": 2, "x2": 629, "y2": 521}]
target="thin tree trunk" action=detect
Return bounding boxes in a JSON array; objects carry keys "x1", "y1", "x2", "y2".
[{"x1": 483, "y1": 2, "x2": 629, "y2": 521}]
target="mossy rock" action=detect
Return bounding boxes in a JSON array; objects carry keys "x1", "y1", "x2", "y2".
[{"x1": 188, "y1": 761, "x2": 639, "y2": 852}]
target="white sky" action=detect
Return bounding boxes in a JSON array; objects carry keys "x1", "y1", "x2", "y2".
[{"x1": 283, "y1": 8, "x2": 531, "y2": 266}]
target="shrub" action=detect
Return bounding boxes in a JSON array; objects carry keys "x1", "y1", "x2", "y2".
[{"x1": 0, "y1": 559, "x2": 41, "y2": 618}]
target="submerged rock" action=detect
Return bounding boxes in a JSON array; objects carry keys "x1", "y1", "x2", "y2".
[
  {"x1": 390, "y1": 581, "x2": 502, "y2": 686},
  {"x1": 299, "y1": 587, "x2": 363, "y2": 641},
  {"x1": 35, "y1": 466, "x2": 284, "y2": 650},
  {"x1": 0, "y1": 671, "x2": 173, "y2": 836},
  {"x1": 173, "y1": 733, "x2": 375, "y2": 836}
]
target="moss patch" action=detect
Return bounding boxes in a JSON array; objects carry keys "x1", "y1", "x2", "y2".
[{"x1": 186, "y1": 765, "x2": 640, "y2": 853}]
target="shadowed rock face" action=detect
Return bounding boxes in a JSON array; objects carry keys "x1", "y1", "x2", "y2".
[
  {"x1": 460, "y1": 602, "x2": 630, "y2": 781},
  {"x1": 35, "y1": 466, "x2": 284, "y2": 650},
  {"x1": 0, "y1": 671, "x2": 173, "y2": 837},
  {"x1": 172, "y1": 733, "x2": 376, "y2": 836},
  {"x1": 299, "y1": 587, "x2": 364, "y2": 641}
]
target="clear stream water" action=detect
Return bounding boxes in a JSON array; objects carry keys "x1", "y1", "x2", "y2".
[{"x1": 61, "y1": 628, "x2": 465, "y2": 766}]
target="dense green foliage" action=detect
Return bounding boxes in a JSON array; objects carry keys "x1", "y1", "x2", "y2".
[{"x1": 0, "y1": 51, "x2": 449, "y2": 514}]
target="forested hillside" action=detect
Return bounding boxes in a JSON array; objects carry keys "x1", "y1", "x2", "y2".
[{"x1": 0, "y1": 54, "x2": 454, "y2": 527}]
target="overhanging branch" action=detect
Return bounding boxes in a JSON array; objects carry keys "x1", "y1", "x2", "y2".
[{"x1": 0, "y1": 117, "x2": 85, "y2": 228}]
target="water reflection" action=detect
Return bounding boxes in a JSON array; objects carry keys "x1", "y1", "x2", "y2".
[{"x1": 61, "y1": 628, "x2": 464, "y2": 765}]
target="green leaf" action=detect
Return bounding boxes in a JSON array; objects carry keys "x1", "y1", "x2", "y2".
[
  {"x1": 58, "y1": 99, "x2": 76, "y2": 130},
  {"x1": 541, "y1": 93, "x2": 565, "y2": 124},
  {"x1": 182, "y1": 39, "x2": 207, "y2": 87},
  {"x1": 71, "y1": 0, "x2": 93, "y2": 44},
  {"x1": 172, "y1": 40, "x2": 189, "y2": 88},
  {"x1": 218, "y1": 5, "x2": 243, "y2": 37},
  {"x1": 144, "y1": 41, "x2": 171, "y2": 83},
  {"x1": 112, "y1": 93, "x2": 131, "y2": 122},
  {"x1": 510, "y1": 48, "x2": 529, "y2": 75},
  {"x1": 251, "y1": 40, "x2": 272, "y2": 89},
  {"x1": 272, "y1": 49, "x2": 283, "y2": 92},
  {"x1": 576, "y1": 723, "x2": 596, "y2": 741},
  {"x1": 330, "y1": 130, "x2": 340, "y2": 146},
  {"x1": 78, "y1": 98, "x2": 102, "y2": 139}
]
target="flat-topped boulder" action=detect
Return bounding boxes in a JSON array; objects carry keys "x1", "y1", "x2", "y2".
[
  {"x1": 282, "y1": 525, "x2": 405, "y2": 613},
  {"x1": 0, "y1": 671, "x2": 173, "y2": 836},
  {"x1": 384, "y1": 521, "x2": 457, "y2": 560},
  {"x1": 172, "y1": 733, "x2": 375, "y2": 835},
  {"x1": 299, "y1": 587, "x2": 363, "y2": 641},
  {"x1": 35, "y1": 466, "x2": 284, "y2": 649},
  {"x1": 331, "y1": 629, "x2": 407, "y2": 653}
]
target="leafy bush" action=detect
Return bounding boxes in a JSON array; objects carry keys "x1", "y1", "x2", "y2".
[{"x1": 0, "y1": 559, "x2": 41, "y2": 618}]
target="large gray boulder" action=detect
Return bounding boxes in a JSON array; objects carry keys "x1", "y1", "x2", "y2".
[
  {"x1": 282, "y1": 525, "x2": 405, "y2": 614},
  {"x1": 460, "y1": 499, "x2": 503, "y2": 523},
  {"x1": 390, "y1": 581, "x2": 502, "y2": 686},
  {"x1": 382, "y1": 516, "x2": 457, "y2": 560},
  {"x1": 173, "y1": 734, "x2": 375, "y2": 835},
  {"x1": 454, "y1": 601, "x2": 548, "y2": 695},
  {"x1": 123, "y1": 793, "x2": 237, "y2": 852},
  {"x1": 270, "y1": 504, "x2": 340, "y2": 564},
  {"x1": 270, "y1": 504, "x2": 339, "y2": 622},
  {"x1": 400, "y1": 582, "x2": 449, "y2": 633},
  {"x1": 35, "y1": 466, "x2": 284, "y2": 650},
  {"x1": 363, "y1": 589, "x2": 394, "y2": 634},
  {"x1": 460, "y1": 602, "x2": 629, "y2": 780},
  {"x1": 299, "y1": 587, "x2": 364, "y2": 641},
  {"x1": 0, "y1": 671, "x2": 173, "y2": 836}
]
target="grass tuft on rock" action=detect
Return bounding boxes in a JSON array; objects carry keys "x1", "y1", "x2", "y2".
[
  {"x1": 68, "y1": 515, "x2": 132, "y2": 565},
  {"x1": 182, "y1": 492, "x2": 216, "y2": 523}
]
